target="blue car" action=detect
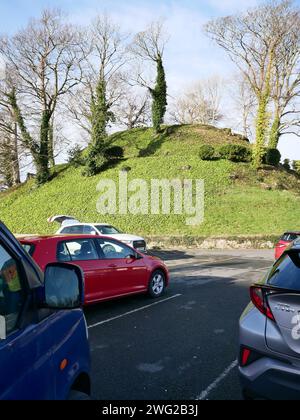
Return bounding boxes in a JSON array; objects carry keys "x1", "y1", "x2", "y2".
[{"x1": 0, "y1": 221, "x2": 91, "y2": 400}]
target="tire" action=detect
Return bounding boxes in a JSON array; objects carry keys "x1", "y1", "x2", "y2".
[
  {"x1": 148, "y1": 270, "x2": 166, "y2": 298},
  {"x1": 68, "y1": 390, "x2": 91, "y2": 401}
]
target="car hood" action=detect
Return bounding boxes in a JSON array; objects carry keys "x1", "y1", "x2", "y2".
[{"x1": 106, "y1": 233, "x2": 145, "y2": 242}]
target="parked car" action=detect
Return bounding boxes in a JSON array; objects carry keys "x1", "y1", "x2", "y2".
[
  {"x1": 275, "y1": 231, "x2": 300, "y2": 260},
  {"x1": 20, "y1": 234, "x2": 169, "y2": 305},
  {"x1": 239, "y1": 244, "x2": 300, "y2": 400},
  {"x1": 0, "y1": 221, "x2": 91, "y2": 400},
  {"x1": 48, "y1": 215, "x2": 147, "y2": 253}
]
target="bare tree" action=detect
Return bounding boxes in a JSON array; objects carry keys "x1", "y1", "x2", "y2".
[
  {"x1": 205, "y1": 0, "x2": 297, "y2": 167},
  {"x1": 0, "y1": 75, "x2": 21, "y2": 186},
  {"x1": 169, "y1": 77, "x2": 223, "y2": 126},
  {"x1": 230, "y1": 74, "x2": 256, "y2": 139},
  {"x1": 269, "y1": 2, "x2": 300, "y2": 147},
  {"x1": 0, "y1": 9, "x2": 85, "y2": 184},
  {"x1": 115, "y1": 88, "x2": 151, "y2": 129},
  {"x1": 130, "y1": 21, "x2": 168, "y2": 133},
  {"x1": 75, "y1": 15, "x2": 129, "y2": 176},
  {"x1": 0, "y1": 132, "x2": 18, "y2": 188}
]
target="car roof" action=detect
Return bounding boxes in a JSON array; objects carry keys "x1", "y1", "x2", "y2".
[
  {"x1": 60, "y1": 223, "x2": 112, "y2": 227},
  {"x1": 18, "y1": 234, "x2": 114, "y2": 243}
]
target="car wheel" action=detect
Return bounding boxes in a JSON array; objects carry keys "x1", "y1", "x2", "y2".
[{"x1": 148, "y1": 270, "x2": 166, "y2": 298}]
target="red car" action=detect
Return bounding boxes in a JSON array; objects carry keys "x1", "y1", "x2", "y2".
[
  {"x1": 275, "y1": 231, "x2": 300, "y2": 260},
  {"x1": 19, "y1": 235, "x2": 169, "y2": 305}
]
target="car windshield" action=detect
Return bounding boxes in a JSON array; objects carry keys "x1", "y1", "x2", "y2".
[
  {"x1": 95, "y1": 225, "x2": 121, "y2": 235},
  {"x1": 267, "y1": 251, "x2": 300, "y2": 291}
]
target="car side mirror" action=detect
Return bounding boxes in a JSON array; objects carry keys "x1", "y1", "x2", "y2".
[
  {"x1": 44, "y1": 263, "x2": 84, "y2": 309},
  {"x1": 0, "y1": 316, "x2": 6, "y2": 340}
]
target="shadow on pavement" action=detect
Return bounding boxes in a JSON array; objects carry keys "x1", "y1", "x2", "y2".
[{"x1": 149, "y1": 250, "x2": 194, "y2": 261}]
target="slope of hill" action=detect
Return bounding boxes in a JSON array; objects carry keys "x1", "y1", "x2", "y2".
[{"x1": 1, "y1": 124, "x2": 300, "y2": 242}]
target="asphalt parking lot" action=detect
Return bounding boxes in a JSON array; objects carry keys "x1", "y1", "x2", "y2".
[{"x1": 84, "y1": 249, "x2": 274, "y2": 401}]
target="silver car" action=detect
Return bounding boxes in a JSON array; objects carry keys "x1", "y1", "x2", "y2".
[{"x1": 239, "y1": 244, "x2": 300, "y2": 400}]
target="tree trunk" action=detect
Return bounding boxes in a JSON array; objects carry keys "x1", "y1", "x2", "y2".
[
  {"x1": 48, "y1": 119, "x2": 55, "y2": 168},
  {"x1": 12, "y1": 122, "x2": 21, "y2": 185},
  {"x1": 268, "y1": 115, "x2": 281, "y2": 149},
  {"x1": 151, "y1": 57, "x2": 167, "y2": 134},
  {"x1": 253, "y1": 94, "x2": 269, "y2": 167},
  {"x1": 36, "y1": 110, "x2": 51, "y2": 184},
  {"x1": 85, "y1": 76, "x2": 109, "y2": 176},
  {"x1": 253, "y1": 51, "x2": 273, "y2": 168},
  {"x1": 8, "y1": 89, "x2": 49, "y2": 185}
]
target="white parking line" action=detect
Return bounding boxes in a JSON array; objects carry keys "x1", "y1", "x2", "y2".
[
  {"x1": 88, "y1": 294, "x2": 182, "y2": 330},
  {"x1": 196, "y1": 360, "x2": 238, "y2": 400}
]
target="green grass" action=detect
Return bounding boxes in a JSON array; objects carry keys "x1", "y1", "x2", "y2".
[{"x1": 1, "y1": 124, "x2": 300, "y2": 238}]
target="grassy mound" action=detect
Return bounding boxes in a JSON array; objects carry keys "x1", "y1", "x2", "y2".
[{"x1": 1, "y1": 124, "x2": 300, "y2": 238}]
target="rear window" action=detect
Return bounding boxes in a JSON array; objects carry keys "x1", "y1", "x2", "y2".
[
  {"x1": 61, "y1": 225, "x2": 84, "y2": 235},
  {"x1": 57, "y1": 239, "x2": 98, "y2": 262},
  {"x1": 267, "y1": 251, "x2": 300, "y2": 291},
  {"x1": 95, "y1": 225, "x2": 121, "y2": 235},
  {"x1": 21, "y1": 243, "x2": 35, "y2": 257},
  {"x1": 281, "y1": 233, "x2": 300, "y2": 242},
  {"x1": 83, "y1": 225, "x2": 97, "y2": 235}
]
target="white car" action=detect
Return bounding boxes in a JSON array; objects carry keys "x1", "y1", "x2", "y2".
[{"x1": 48, "y1": 215, "x2": 147, "y2": 253}]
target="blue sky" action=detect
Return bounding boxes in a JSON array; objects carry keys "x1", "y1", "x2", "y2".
[{"x1": 1, "y1": 0, "x2": 300, "y2": 160}]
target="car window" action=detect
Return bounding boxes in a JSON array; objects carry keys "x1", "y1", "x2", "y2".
[
  {"x1": 281, "y1": 233, "x2": 300, "y2": 242},
  {"x1": 57, "y1": 242, "x2": 72, "y2": 262},
  {"x1": 83, "y1": 225, "x2": 97, "y2": 235},
  {"x1": 95, "y1": 225, "x2": 121, "y2": 235},
  {"x1": 0, "y1": 243, "x2": 25, "y2": 335},
  {"x1": 61, "y1": 225, "x2": 84, "y2": 235},
  {"x1": 267, "y1": 251, "x2": 300, "y2": 291},
  {"x1": 96, "y1": 239, "x2": 134, "y2": 260},
  {"x1": 59, "y1": 240, "x2": 98, "y2": 262},
  {"x1": 21, "y1": 243, "x2": 35, "y2": 257}
]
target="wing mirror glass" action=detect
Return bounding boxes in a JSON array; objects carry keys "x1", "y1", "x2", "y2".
[
  {"x1": 44, "y1": 263, "x2": 84, "y2": 309},
  {"x1": 0, "y1": 316, "x2": 6, "y2": 340}
]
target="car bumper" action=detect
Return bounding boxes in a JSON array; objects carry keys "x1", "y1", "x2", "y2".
[{"x1": 240, "y1": 360, "x2": 300, "y2": 400}]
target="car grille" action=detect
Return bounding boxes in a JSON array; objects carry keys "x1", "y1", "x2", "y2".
[{"x1": 133, "y1": 240, "x2": 146, "y2": 250}]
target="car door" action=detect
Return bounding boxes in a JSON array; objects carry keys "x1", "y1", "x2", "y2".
[
  {"x1": 95, "y1": 238, "x2": 148, "y2": 297},
  {"x1": 0, "y1": 240, "x2": 55, "y2": 400},
  {"x1": 57, "y1": 239, "x2": 111, "y2": 304}
]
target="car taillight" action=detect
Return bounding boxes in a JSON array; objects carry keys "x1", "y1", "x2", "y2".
[
  {"x1": 250, "y1": 286, "x2": 275, "y2": 321},
  {"x1": 240, "y1": 347, "x2": 263, "y2": 367},
  {"x1": 241, "y1": 348, "x2": 251, "y2": 366}
]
